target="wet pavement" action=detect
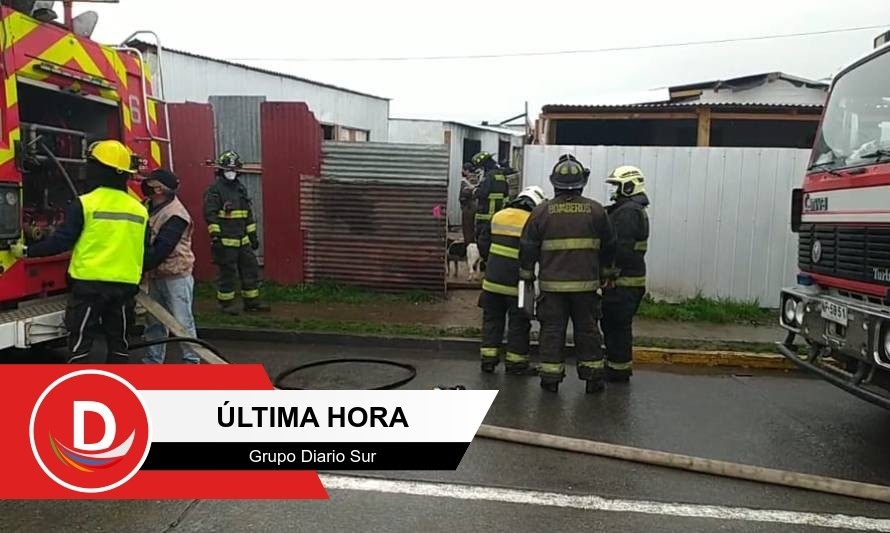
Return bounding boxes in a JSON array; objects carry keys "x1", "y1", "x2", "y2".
[{"x1": 3, "y1": 339, "x2": 890, "y2": 532}]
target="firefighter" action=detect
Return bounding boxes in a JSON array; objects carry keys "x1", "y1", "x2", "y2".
[
  {"x1": 11, "y1": 140, "x2": 149, "y2": 364},
  {"x1": 519, "y1": 154, "x2": 617, "y2": 393},
  {"x1": 601, "y1": 165, "x2": 650, "y2": 382},
  {"x1": 203, "y1": 150, "x2": 270, "y2": 315},
  {"x1": 472, "y1": 151, "x2": 510, "y2": 248},
  {"x1": 477, "y1": 185, "x2": 547, "y2": 375},
  {"x1": 141, "y1": 168, "x2": 200, "y2": 364}
]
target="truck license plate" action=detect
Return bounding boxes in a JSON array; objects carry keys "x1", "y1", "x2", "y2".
[{"x1": 821, "y1": 301, "x2": 848, "y2": 326}]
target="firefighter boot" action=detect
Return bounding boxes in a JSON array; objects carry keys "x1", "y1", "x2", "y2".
[
  {"x1": 606, "y1": 366, "x2": 632, "y2": 383},
  {"x1": 481, "y1": 358, "x2": 499, "y2": 373},
  {"x1": 505, "y1": 361, "x2": 539, "y2": 376},
  {"x1": 540, "y1": 375, "x2": 560, "y2": 393},
  {"x1": 219, "y1": 301, "x2": 240, "y2": 316},
  {"x1": 244, "y1": 299, "x2": 271, "y2": 312},
  {"x1": 585, "y1": 376, "x2": 606, "y2": 393},
  {"x1": 579, "y1": 365, "x2": 606, "y2": 394}
]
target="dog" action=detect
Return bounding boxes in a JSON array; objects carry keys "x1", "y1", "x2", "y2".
[
  {"x1": 447, "y1": 240, "x2": 483, "y2": 282},
  {"x1": 447, "y1": 240, "x2": 467, "y2": 279},
  {"x1": 466, "y1": 242, "x2": 482, "y2": 281}
]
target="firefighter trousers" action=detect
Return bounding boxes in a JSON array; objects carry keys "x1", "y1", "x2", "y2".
[
  {"x1": 213, "y1": 244, "x2": 261, "y2": 304},
  {"x1": 64, "y1": 280, "x2": 138, "y2": 364},
  {"x1": 601, "y1": 286, "x2": 645, "y2": 378},
  {"x1": 537, "y1": 291, "x2": 604, "y2": 382},
  {"x1": 477, "y1": 291, "x2": 531, "y2": 369}
]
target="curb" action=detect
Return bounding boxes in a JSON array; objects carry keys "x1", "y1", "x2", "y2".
[{"x1": 197, "y1": 326, "x2": 794, "y2": 370}]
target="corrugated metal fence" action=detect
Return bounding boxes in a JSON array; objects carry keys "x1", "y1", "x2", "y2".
[
  {"x1": 301, "y1": 142, "x2": 449, "y2": 292},
  {"x1": 523, "y1": 146, "x2": 810, "y2": 307},
  {"x1": 210, "y1": 96, "x2": 266, "y2": 263}
]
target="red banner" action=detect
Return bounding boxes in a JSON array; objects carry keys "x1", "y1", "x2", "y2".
[{"x1": 0, "y1": 365, "x2": 328, "y2": 500}]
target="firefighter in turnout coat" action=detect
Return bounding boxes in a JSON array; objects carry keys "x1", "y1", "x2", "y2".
[
  {"x1": 601, "y1": 165, "x2": 650, "y2": 382},
  {"x1": 519, "y1": 154, "x2": 617, "y2": 394},
  {"x1": 203, "y1": 150, "x2": 270, "y2": 315},
  {"x1": 477, "y1": 185, "x2": 547, "y2": 375}
]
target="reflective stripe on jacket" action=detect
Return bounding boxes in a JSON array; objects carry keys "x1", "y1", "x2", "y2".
[
  {"x1": 479, "y1": 207, "x2": 531, "y2": 296},
  {"x1": 519, "y1": 192, "x2": 616, "y2": 293},
  {"x1": 69, "y1": 186, "x2": 148, "y2": 284},
  {"x1": 203, "y1": 176, "x2": 257, "y2": 246},
  {"x1": 474, "y1": 170, "x2": 510, "y2": 222}
]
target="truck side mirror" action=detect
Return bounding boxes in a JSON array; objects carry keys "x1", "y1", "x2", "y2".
[{"x1": 791, "y1": 188, "x2": 803, "y2": 233}]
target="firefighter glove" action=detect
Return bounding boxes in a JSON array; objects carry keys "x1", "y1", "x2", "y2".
[
  {"x1": 250, "y1": 236, "x2": 259, "y2": 251},
  {"x1": 519, "y1": 268, "x2": 536, "y2": 282}
]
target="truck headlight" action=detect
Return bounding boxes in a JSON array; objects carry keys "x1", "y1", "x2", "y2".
[
  {"x1": 795, "y1": 301, "x2": 805, "y2": 325},
  {"x1": 783, "y1": 297, "x2": 798, "y2": 324}
]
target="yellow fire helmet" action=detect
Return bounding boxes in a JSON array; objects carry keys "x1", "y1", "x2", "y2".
[
  {"x1": 87, "y1": 140, "x2": 137, "y2": 174},
  {"x1": 606, "y1": 165, "x2": 646, "y2": 199}
]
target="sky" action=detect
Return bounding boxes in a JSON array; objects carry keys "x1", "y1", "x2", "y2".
[{"x1": 75, "y1": 0, "x2": 890, "y2": 124}]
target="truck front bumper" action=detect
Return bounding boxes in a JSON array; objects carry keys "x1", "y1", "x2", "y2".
[{"x1": 777, "y1": 287, "x2": 890, "y2": 410}]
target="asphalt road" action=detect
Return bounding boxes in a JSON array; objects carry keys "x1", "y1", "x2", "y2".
[{"x1": 3, "y1": 339, "x2": 890, "y2": 533}]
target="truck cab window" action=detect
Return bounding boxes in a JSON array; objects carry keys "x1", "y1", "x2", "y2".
[{"x1": 812, "y1": 49, "x2": 890, "y2": 170}]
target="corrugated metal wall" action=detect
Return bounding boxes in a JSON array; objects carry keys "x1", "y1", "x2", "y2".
[
  {"x1": 210, "y1": 96, "x2": 266, "y2": 263},
  {"x1": 523, "y1": 145, "x2": 810, "y2": 307},
  {"x1": 302, "y1": 142, "x2": 448, "y2": 292},
  {"x1": 261, "y1": 102, "x2": 321, "y2": 285},
  {"x1": 210, "y1": 96, "x2": 265, "y2": 162}
]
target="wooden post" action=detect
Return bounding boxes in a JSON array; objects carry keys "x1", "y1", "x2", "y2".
[{"x1": 697, "y1": 107, "x2": 711, "y2": 147}]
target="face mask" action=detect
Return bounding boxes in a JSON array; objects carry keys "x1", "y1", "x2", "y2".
[{"x1": 223, "y1": 170, "x2": 237, "y2": 181}]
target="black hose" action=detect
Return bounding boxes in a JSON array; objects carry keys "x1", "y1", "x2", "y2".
[
  {"x1": 129, "y1": 337, "x2": 418, "y2": 390},
  {"x1": 274, "y1": 358, "x2": 418, "y2": 390},
  {"x1": 129, "y1": 336, "x2": 230, "y2": 362}
]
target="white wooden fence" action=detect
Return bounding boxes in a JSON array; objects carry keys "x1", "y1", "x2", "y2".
[{"x1": 522, "y1": 146, "x2": 812, "y2": 308}]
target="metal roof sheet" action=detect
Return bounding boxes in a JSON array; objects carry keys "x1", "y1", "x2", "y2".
[
  {"x1": 544, "y1": 72, "x2": 828, "y2": 113},
  {"x1": 130, "y1": 40, "x2": 390, "y2": 101},
  {"x1": 543, "y1": 101, "x2": 824, "y2": 113}
]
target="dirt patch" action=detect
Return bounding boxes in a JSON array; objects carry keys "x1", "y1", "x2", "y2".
[{"x1": 196, "y1": 289, "x2": 482, "y2": 328}]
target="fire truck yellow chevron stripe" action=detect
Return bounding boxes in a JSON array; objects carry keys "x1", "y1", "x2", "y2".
[
  {"x1": 0, "y1": 127, "x2": 20, "y2": 166},
  {"x1": 151, "y1": 141, "x2": 161, "y2": 166},
  {"x1": 22, "y1": 34, "x2": 104, "y2": 82},
  {"x1": 101, "y1": 48, "x2": 128, "y2": 90},
  {"x1": 5, "y1": 76, "x2": 16, "y2": 108},
  {"x1": 122, "y1": 102, "x2": 132, "y2": 131},
  {"x1": 2, "y1": 11, "x2": 41, "y2": 48},
  {"x1": 147, "y1": 98, "x2": 157, "y2": 123}
]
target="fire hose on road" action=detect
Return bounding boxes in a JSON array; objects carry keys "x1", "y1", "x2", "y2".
[{"x1": 136, "y1": 291, "x2": 890, "y2": 504}]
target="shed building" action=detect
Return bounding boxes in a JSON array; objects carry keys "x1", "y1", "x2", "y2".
[
  {"x1": 538, "y1": 72, "x2": 828, "y2": 148},
  {"x1": 139, "y1": 43, "x2": 390, "y2": 142},
  {"x1": 388, "y1": 118, "x2": 525, "y2": 227}
]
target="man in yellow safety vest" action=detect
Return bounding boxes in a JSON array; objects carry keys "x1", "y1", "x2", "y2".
[{"x1": 12, "y1": 140, "x2": 149, "y2": 364}]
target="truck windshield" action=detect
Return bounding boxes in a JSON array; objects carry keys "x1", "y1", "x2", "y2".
[{"x1": 810, "y1": 49, "x2": 890, "y2": 171}]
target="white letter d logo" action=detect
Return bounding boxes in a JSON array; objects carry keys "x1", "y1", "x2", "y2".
[{"x1": 73, "y1": 401, "x2": 116, "y2": 451}]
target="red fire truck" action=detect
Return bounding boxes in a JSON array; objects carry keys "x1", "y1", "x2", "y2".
[
  {"x1": 778, "y1": 32, "x2": 890, "y2": 409},
  {"x1": 0, "y1": 0, "x2": 168, "y2": 350}
]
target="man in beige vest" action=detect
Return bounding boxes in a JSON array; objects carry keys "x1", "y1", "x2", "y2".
[{"x1": 141, "y1": 169, "x2": 200, "y2": 364}]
